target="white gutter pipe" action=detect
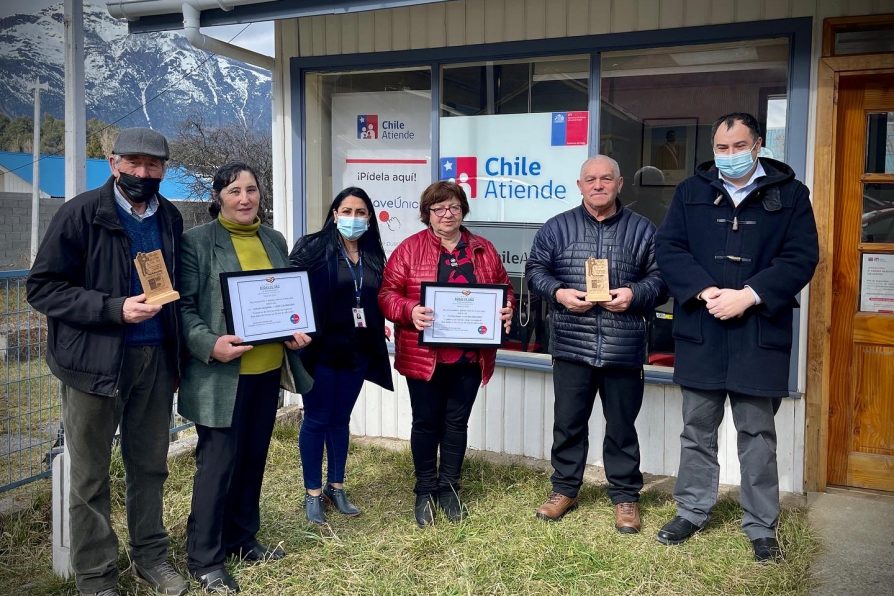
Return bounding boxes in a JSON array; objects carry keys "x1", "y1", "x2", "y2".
[
  {"x1": 181, "y1": 2, "x2": 273, "y2": 70},
  {"x1": 107, "y1": 0, "x2": 268, "y2": 20}
]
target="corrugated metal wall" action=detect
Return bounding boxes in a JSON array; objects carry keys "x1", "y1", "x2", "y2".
[
  {"x1": 350, "y1": 361, "x2": 805, "y2": 492},
  {"x1": 280, "y1": 0, "x2": 890, "y2": 57},
  {"x1": 278, "y1": 0, "x2": 887, "y2": 493}
]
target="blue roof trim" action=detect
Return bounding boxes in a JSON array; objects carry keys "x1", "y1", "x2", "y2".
[{"x1": 0, "y1": 151, "x2": 198, "y2": 200}]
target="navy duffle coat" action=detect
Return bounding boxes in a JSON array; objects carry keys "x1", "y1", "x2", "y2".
[{"x1": 655, "y1": 158, "x2": 819, "y2": 397}]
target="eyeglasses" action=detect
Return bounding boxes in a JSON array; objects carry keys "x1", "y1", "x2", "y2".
[{"x1": 430, "y1": 204, "x2": 463, "y2": 217}]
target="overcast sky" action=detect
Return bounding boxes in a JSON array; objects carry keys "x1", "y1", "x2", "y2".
[{"x1": 2, "y1": 0, "x2": 275, "y2": 56}]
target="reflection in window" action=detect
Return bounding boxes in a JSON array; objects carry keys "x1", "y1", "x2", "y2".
[
  {"x1": 866, "y1": 112, "x2": 894, "y2": 174},
  {"x1": 862, "y1": 184, "x2": 894, "y2": 243},
  {"x1": 441, "y1": 57, "x2": 588, "y2": 117},
  {"x1": 600, "y1": 38, "x2": 790, "y2": 228}
]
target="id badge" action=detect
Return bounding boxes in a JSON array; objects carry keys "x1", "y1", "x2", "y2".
[{"x1": 352, "y1": 307, "x2": 367, "y2": 328}]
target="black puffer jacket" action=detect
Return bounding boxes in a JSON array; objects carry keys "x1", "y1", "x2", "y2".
[
  {"x1": 526, "y1": 201, "x2": 667, "y2": 368},
  {"x1": 26, "y1": 177, "x2": 182, "y2": 397}
]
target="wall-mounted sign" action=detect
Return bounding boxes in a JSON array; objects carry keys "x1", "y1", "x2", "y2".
[
  {"x1": 439, "y1": 112, "x2": 589, "y2": 224},
  {"x1": 861, "y1": 253, "x2": 894, "y2": 313},
  {"x1": 332, "y1": 91, "x2": 432, "y2": 256}
]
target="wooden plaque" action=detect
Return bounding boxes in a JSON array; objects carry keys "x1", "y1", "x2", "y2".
[
  {"x1": 585, "y1": 257, "x2": 611, "y2": 302},
  {"x1": 134, "y1": 250, "x2": 180, "y2": 306}
]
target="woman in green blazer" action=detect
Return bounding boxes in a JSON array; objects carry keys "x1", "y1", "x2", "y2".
[{"x1": 178, "y1": 162, "x2": 313, "y2": 594}]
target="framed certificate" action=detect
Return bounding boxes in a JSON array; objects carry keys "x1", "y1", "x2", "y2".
[
  {"x1": 418, "y1": 282, "x2": 508, "y2": 348},
  {"x1": 220, "y1": 267, "x2": 316, "y2": 345}
]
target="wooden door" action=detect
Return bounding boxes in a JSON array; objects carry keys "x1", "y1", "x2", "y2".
[{"x1": 828, "y1": 74, "x2": 894, "y2": 491}]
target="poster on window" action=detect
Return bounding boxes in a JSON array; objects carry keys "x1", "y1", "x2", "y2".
[
  {"x1": 861, "y1": 253, "x2": 894, "y2": 313},
  {"x1": 439, "y1": 112, "x2": 589, "y2": 224},
  {"x1": 332, "y1": 91, "x2": 432, "y2": 257}
]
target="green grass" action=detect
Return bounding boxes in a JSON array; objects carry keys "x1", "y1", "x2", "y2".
[{"x1": 0, "y1": 421, "x2": 819, "y2": 595}]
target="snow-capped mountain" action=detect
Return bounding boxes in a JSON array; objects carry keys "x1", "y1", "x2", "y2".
[{"x1": 0, "y1": 2, "x2": 272, "y2": 135}]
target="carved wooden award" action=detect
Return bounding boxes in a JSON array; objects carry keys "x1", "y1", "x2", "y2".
[
  {"x1": 134, "y1": 250, "x2": 180, "y2": 306},
  {"x1": 585, "y1": 257, "x2": 611, "y2": 302}
]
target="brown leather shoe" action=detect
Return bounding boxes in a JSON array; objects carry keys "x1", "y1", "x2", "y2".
[
  {"x1": 536, "y1": 491, "x2": 578, "y2": 521},
  {"x1": 614, "y1": 501, "x2": 641, "y2": 534}
]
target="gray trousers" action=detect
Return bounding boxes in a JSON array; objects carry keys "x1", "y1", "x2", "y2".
[
  {"x1": 673, "y1": 387, "x2": 782, "y2": 540},
  {"x1": 62, "y1": 346, "x2": 175, "y2": 593}
]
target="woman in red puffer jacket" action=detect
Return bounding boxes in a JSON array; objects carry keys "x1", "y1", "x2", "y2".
[{"x1": 379, "y1": 181, "x2": 514, "y2": 528}]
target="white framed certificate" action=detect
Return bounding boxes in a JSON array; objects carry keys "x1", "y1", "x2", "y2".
[
  {"x1": 220, "y1": 267, "x2": 316, "y2": 345},
  {"x1": 419, "y1": 282, "x2": 508, "y2": 348}
]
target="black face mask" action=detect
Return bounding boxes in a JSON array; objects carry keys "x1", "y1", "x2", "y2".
[{"x1": 116, "y1": 171, "x2": 161, "y2": 204}]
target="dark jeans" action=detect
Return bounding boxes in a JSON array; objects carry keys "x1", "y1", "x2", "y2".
[
  {"x1": 299, "y1": 359, "x2": 367, "y2": 490},
  {"x1": 186, "y1": 370, "x2": 280, "y2": 575},
  {"x1": 62, "y1": 346, "x2": 175, "y2": 594},
  {"x1": 550, "y1": 358, "x2": 644, "y2": 503},
  {"x1": 406, "y1": 362, "x2": 481, "y2": 495}
]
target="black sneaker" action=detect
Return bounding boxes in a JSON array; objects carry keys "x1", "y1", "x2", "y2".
[{"x1": 133, "y1": 560, "x2": 188, "y2": 596}]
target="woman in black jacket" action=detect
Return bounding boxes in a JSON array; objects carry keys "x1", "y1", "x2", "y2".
[{"x1": 289, "y1": 187, "x2": 394, "y2": 525}]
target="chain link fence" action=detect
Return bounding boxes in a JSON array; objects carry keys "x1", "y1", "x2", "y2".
[{"x1": 1, "y1": 269, "x2": 193, "y2": 495}]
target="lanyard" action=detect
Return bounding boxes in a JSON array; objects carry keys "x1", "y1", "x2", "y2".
[{"x1": 338, "y1": 244, "x2": 363, "y2": 307}]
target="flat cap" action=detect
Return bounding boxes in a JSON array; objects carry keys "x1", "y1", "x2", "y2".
[{"x1": 112, "y1": 127, "x2": 170, "y2": 160}]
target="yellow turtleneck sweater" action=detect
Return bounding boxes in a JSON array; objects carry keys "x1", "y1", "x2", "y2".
[{"x1": 219, "y1": 215, "x2": 284, "y2": 375}]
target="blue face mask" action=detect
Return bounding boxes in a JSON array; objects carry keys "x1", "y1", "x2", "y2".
[
  {"x1": 336, "y1": 215, "x2": 369, "y2": 241},
  {"x1": 714, "y1": 144, "x2": 757, "y2": 179}
]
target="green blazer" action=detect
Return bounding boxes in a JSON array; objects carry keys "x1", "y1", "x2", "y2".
[{"x1": 178, "y1": 219, "x2": 313, "y2": 428}]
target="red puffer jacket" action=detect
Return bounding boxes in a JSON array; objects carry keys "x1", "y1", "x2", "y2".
[{"x1": 378, "y1": 227, "x2": 514, "y2": 384}]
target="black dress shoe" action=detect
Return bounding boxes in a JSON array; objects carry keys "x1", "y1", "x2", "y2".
[
  {"x1": 751, "y1": 537, "x2": 784, "y2": 563},
  {"x1": 192, "y1": 568, "x2": 239, "y2": 593},
  {"x1": 323, "y1": 484, "x2": 361, "y2": 516},
  {"x1": 414, "y1": 494, "x2": 436, "y2": 527},
  {"x1": 229, "y1": 541, "x2": 286, "y2": 563},
  {"x1": 438, "y1": 489, "x2": 465, "y2": 523},
  {"x1": 305, "y1": 493, "x2": 327, "y2": 525},
  {"x1": 656, "y1": 516, "x2": 703, "y2": 545}
]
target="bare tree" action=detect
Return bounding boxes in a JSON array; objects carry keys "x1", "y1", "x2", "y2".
[{"x1": 168, "y1": 115, "x2": 273, "y2": 224}]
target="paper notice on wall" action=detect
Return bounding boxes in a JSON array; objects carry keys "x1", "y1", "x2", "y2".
[
  {"x1": 861, "y1": 253, "x2": 894, "y2": 313},
  {"x1": 332, "y1": 91, "x2": 432, "y2": 256}
]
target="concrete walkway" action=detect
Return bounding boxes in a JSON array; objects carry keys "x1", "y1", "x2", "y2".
[{"x1": 807, "y1": 489, "x2": 894, "y2": 595}]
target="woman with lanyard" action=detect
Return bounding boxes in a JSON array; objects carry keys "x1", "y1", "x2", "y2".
[{"x1": 290, "y1": 187, "x2": 393, "y2": 525}]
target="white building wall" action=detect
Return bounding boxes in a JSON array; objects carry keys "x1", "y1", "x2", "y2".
[
  {"x1": 277, "y1": 0, "x2": 888, "y2": 493},
  {"x1": 350, "y1": 360, "x2": 805, "y2": 492},
  {"x1": 0, "y1": 167, "x2": 50, "y2": 197}
]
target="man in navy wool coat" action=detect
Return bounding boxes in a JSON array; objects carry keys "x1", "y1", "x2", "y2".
[{"x1": 654, "y1": 112, "x2": 818, "y2": 562}]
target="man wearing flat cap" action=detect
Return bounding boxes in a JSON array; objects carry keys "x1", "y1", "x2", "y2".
[{"x1": 28, "y1": 128, "x2": 188, "y2": 596}]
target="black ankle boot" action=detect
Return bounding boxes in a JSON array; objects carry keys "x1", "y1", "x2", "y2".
[
  {"x1": 323, "y1": 484, "x2": 361, "y2": 516},
  {"x1": 305, "y1": 493, "x2": 327, "y2": 525},
  {"x1": 438, "y1": 489, "x2": 465, "y2": 522},
  {"x1": 414, "y1": 494, "x2": 436, "y2": 528}
]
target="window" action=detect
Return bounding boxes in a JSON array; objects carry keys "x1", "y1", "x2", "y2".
[
  {"x1": 298, "y1": 33, "x2": 800, "y2": 368},
  {"x1": 440, "y1": 56, "x2": 590, "y2": 355},
  {"x1": 599, "y1": 39, "x2": 791, "y2": 367},
  {"x1": 304, "y1": 68, "x2": 432, "y2": 254}
]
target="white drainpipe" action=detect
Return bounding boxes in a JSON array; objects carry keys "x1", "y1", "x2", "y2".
[{"x1": 180, "y1": 2, "x2": 273, "y2": 70}]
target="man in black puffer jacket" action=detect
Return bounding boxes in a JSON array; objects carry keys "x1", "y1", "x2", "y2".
[{"x1": 526, "y1": 155, "x2": 666, "y2": 533}]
